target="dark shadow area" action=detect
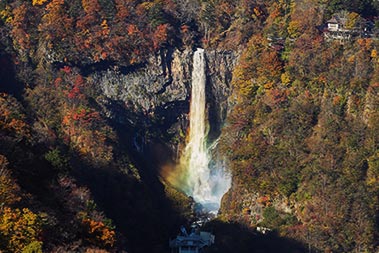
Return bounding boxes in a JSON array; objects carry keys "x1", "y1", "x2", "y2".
[
  {"x1": 0, "y1": 137, "x2": 99, "y2": 249},
  {"x1": 0, "y1": 100, "x2": 188, "y2": 252},
  {"x1": 0, "y1": 51, "x2": 24, "y2": 98},
  {"x1": 203, "y1": 220, "x2": 309, "y2": 253},
  {"x1": 70, "y1": 119, "x2": 189, "y2": 253},
  {"x1": 95, "y1": 96, "x2": 189, "y2": 136},
  {"x1": 204, "y1": 52, "x2": 232, "y2": 145},
  {"x1": 53, "y1": 60, "x2": 147, "y2": 77},
  {"x1": 154, "y1": 100, "x2": 189, "y2": 130},
  {"x1": 72, "y1": 164, "x2": 183, "y2": 253},
  {"x1": 206, "y1": 84, "x2": 222, "y2": 144},
  {"x1": 205, "y1": 56, "x2": 222, "y2": 145}
]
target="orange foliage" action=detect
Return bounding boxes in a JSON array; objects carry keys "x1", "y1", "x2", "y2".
[
  {"x1": 153, "y1": 24, "x2": 169, "y2": 50},
  {"x1": 62, "y1": 108, "x2": 100, "y2": 126},
  {"x1": 54, "y1": 66, "x2": 112, "y2": 162},
  {"x1": 266, "y1": 88, "x2": 288, "y2": 106},
  {"x1": 127, "y1": 24, "x2": 139, "y2": 35},
  {"x1": 82, "y1": 0, "x2": 101, "y2": 15},
  {"x1": 10, "y1": 4, "x2": 30, "y2": 51},
  {"x1": 32, "y1": 0, "x2": 48, "y2": 6},
  {"x1": 100, "y1": 20, "x2": 110, "y2": 37},
  {"x1": 257, "y1": 195, "x2": 271, "y2": 207},
  {"x1": 181, "y1": 25, "x2": 189, "y2": 33},
  {"x1": 61, "y1": 106, "x2": 113, "y2": 162},
  {"x1": 267, "y1": 2, "x2": 281, "y2": 20},
  {"x1": 82, "y1": 218, "x2": 116, "y2": 247},
  {"x1": 253, "y1": 6, "x2": 263, "y2": 17},
  {"x1": 259, "y1": 50, "x2": 283, "y2": 77},
  {"x1": 0, "y1": 93, "x2": 30, "y2": 138},
  {"x1": 115, "y1": 0, "x2": 131, "y2": 20},
  {"x1": 0, "y1": 155, "x2": 21, "y2": 206},
  {"x1": 39, "y1": 0, "x2": 73, "y2": 41},
  {"x1": 54, "y1": 77, "x2": 63, "y2": 87},
  {"x1": 357, "y1": 38, "x2": 373, "y2": 51},
  {"x1": 333, "y1": 95, "x2": 341, "y2": 106}
]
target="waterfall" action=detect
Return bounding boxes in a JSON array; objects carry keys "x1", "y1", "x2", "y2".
[{"x1": 181, "y1": 48, "x2": 231, "y2": 212}]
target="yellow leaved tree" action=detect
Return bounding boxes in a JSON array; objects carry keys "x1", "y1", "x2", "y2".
[
  {"x1": 0, "y1": 155, "x2": 21, "y2": 208},
  {"x1": 0, "y1": 207, "x2": 43, "y2": 252},
  {"x1": 32, "y1": 0, "x2": 48, "y2": 6}
]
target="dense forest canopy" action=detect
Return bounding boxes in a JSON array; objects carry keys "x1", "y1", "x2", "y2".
[{"x1": 0, "y1": 0, "x2": 378, "y2": 252}]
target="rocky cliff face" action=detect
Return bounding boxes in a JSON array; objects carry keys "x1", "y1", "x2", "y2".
[
  {"x1": 90, "y1": 47, "x2": 239, "y2": 156},
  {"x1": 94, "y1": 48, "x2": 191, "y2": 117},
  {"x1": 206, "y1": 50, "x2": 239, "y2": 141}
]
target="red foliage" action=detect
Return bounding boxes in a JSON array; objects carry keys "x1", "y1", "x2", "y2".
[
  {"x1": 67, "y1": 75, "x2": 85, "y2": 99},
  {"x1": 266, "y1": 88, "x2": 288, "y2": 106},
  {"x1": 67, "y1": 108, "x2": 100, "y2": 124},
  {"x1": 127, "y1": 24, "x2": 139, "y2": 35},
  {"x1": 61, "y1": 66, "x2": 71, "y2": 74},
  {"x1": 152, "y1": 24, "x2": 169, "y2": 50},
  {"x1": 181, "y1": 25, "x2": 189, "y2": 33},
  {"x1": 54, "y1": 77, "x2": 63, "y2": 87},
  {"x1": 257, "y1": 195, "x2": 271, "y2": 206},
  {"x1": 115, "y1": 0, "x2": 131, "y2": 20}
]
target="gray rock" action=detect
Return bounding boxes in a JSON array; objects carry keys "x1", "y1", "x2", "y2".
[{"x1": 89, "y1": 47, "x2": 240, "y2": 154}]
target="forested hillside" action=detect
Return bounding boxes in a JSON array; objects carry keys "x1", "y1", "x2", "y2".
[
  {"x1": 218, "y1": 1, "x2": 379, "y2": 252},
  {"x1": 0, "y1": 0, "x2": 378, "y2": 252}
]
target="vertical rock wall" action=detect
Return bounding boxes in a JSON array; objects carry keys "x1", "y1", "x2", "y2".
[{"x1": 91, "y1": 47, "x2": 239, "y2": 158}]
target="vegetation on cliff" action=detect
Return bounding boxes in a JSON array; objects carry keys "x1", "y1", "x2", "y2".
[
  {"x1": 0, "y1": 0, "x2": 195, "y2": 251},
  {"x1": 219, "y1": 0, "x2": 379, "y2": 252},
  {"x1": 0, "y1": 0, "x2": 379, "y2": 252}
]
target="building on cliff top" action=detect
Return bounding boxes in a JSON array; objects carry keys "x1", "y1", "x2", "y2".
[
  {"x1": 323, "y1": 12, "x2": 376, "y2": 43},
  {"x1": 169, "y1": 226, "x2": 215, "y2": 253}
]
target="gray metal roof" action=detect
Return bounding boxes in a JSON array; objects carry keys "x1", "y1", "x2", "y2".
[{"x1": 169, "y1": 232, "x2": 215, "y2": 249}]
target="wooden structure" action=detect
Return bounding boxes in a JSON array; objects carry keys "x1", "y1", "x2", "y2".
[{"x1": 169, "y1": 226, "x2": 215, "y2": 253}]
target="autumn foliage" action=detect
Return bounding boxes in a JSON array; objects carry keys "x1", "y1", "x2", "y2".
[
  {"x1": 81, "y1": 218, "x2": 116, "y2": 247},
  {"x1": 0, "y1": 207, "x2": 42, "y2": 252},
  {"x1": 0, "y1": 93, "x2": 30, "y2": 139},
  {"x1": 1, "y1": 0, "x2": 379, "y2": 252},
  {"x1": 219, "y1": 1, "x2": 379, "y2": 252}
]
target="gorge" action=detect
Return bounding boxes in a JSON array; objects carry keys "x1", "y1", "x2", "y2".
[{"x1": 0, "y1": 0, "x2": 378, "y2": 252}]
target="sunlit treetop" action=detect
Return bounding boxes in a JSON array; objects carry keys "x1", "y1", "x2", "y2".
[{"x1": 32, "y1": 0, "x2": 48, "y2": 6}]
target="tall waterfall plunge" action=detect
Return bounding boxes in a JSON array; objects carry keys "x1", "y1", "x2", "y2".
[{"x1": 180, "y1": 48, "x2": 231, "y2": 213}]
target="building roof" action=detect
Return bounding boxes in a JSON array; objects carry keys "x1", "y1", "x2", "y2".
[
  {"x1": 327, "y1": 15, "x2": 348, "y2": 26},
  {"x1": 327, "y1": 16, "x2": 339, "y2": 24},
  {"x1": 169, "y1": 231, "x2": 215, "y2": 249}
]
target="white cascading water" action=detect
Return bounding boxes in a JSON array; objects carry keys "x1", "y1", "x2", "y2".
[{"x1": 182, "y1": 48, "x2": 231, "y2": 213}]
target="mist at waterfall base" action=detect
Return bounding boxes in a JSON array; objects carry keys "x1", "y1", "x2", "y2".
[{"x1": 162, "y1": 49, "x2": 231, "y2": 214}]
